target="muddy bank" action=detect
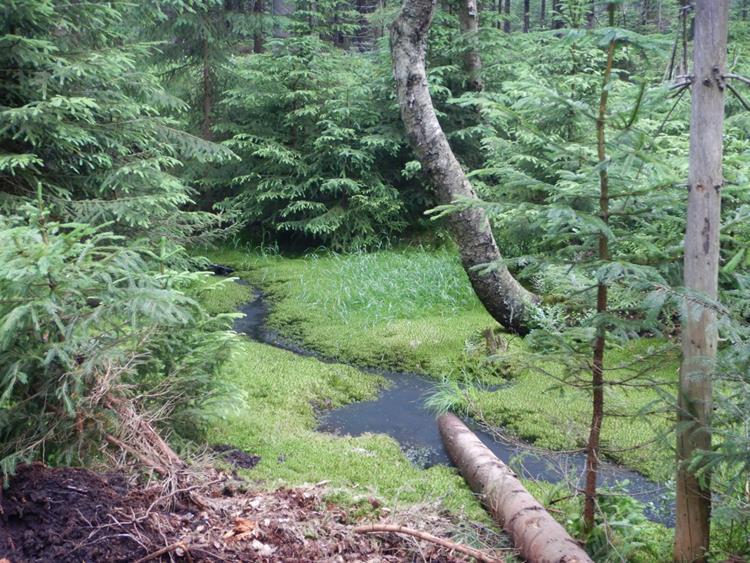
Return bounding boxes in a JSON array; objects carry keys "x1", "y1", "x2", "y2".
[
  {"x1": 232, "y1": 286, "x2": 673, "y2": 526},
  {"x1": 0, "y1": 464, "x2": 488, "y2": 562}
]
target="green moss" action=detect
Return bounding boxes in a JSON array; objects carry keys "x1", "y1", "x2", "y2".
[
  {"x1": 194, "y1": 250, "x2": 492, "y2": 520},
  {"x1": 205, "y1": 247, "x2": 498, "y2": 378},
  {"x1": 192, "y1": 275, "x2": 253, "y2": 316},
  {"x1": 206, "y1": 339, "x2": 488, "y2": 520},
  {"x1": 464, "y1": 340, "x2": 677, "y2": 481},
  {"x1": 206, "y1": 247, "x2": 677, "y2": 481}
]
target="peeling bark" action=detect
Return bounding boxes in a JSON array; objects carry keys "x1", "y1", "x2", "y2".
[
  {"x1": 439, "y1": 414, "x2": 593, "y2": 563},
  {"x1": 390, "y1": 0, "x2": 538, "y2": 335}
]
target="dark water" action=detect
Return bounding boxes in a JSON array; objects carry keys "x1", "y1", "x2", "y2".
[{"x1": 233, "y1": 286, "x2": 674, "y2": 526}]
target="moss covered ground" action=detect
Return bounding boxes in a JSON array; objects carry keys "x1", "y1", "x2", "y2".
[
  {"x1": 196, "y1": 246, "x2": 673, "y2": 561},
  {"x1": 194, "y1": 257, "x2": 488, "y2": 520},
  {"x1": 206, "y1": 338, "x2": 491, "y2": 521},
  {"x1": 205, "y1": 247, "x2": 677, "y2": 482}
]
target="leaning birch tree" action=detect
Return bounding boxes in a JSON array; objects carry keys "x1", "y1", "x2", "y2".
[{"x1": 390, "y1": 0, "x2": 538, "y2": 335}]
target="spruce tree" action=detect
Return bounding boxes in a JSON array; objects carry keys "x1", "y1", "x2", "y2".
[
  {"x1": 0, "y1": 0, "x2": 233, "y2": 241},
  {"x1": 0, "y1": 0, "x2": 234, "y2": 476}
]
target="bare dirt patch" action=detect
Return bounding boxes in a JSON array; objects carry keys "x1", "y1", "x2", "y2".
[
  {"x1": 0, "y1": 464, "x2": 507, "y2": 562},
  {"x1": 212, "y1": 444, "x2": 261, "y2": 469}
]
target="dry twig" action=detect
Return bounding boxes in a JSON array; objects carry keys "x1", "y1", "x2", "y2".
[
  {"x1": 354, "y1": 524, "x2": 503, "y2": 563},
  {"x1": 133, "y1": 540, "x2": 189, "y2": 563}
]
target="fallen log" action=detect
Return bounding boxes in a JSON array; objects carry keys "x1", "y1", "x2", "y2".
[{"x1": 438, "y1": 414, "x2": 593, "y2": 563}]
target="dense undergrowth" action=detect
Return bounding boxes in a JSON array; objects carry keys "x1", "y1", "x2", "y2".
[{"x1": 3, "y1": 1, "x2": 750, "y2": 561}]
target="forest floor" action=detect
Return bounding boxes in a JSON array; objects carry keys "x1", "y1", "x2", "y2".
[
  {"x1": 206, "y1": 247, "x2": 679, "y2": 482},
  {"x1": 196, "y1": 246, "x2": 675, "y2": 561},
  {"x1": 1, "y1": 246, "x2": 677, "y2": 562},
  {"x1": 0, "y1": 464, "x2": 506, "y2": 562}
]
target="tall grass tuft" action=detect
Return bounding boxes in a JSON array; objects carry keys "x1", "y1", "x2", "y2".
[{"x1": 296, "y1": 248, "x2": 482, "y2": 326}]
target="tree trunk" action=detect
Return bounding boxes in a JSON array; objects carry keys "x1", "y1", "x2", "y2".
[
  {"x1": 333, "y1": 8, "x2": 345, "y2": 47},
  {"x1": 674, "y1": 1, "x2": 729, "y2": 562},
  {"x1": 583, "y1": 2, "x2": 616, "y2": 534},
  {"x1": 522, "y1": 0, "x2": 529, "y2": 32},
  {"x1": 201, "y1": 38, "x2": 213, "y2": 140},
  {"x1": 666, "y1": 35, "x2": 678, "y2": 81},
  {"x1": 458, "y1": 0, "x2": 482, "y2": 91},
  {"x1": 353, "y1": 0, "x2": 379, "y2": 51},
  {"x1": 640, "y1": 0, "x2": 649, "y2": 26},
  {"x1": 254, "y1": 0, "x2": 265, "y2": 53},
  {"x1": 552, "y1": 0, "x2": 563, "y2": 28},
  {"x1": 503, "y1": 0, "x2": 511, "y2": 32},
  {"x1": 438, "y1": 414, "x2": 594, "y2": 563},
  {"x1": 658, "y1": 0, "x2": 663, "y2": 30},
  {"x1": 272, "y1": 0, "x2": 293, "y2": 37},
  {"x1": 680, "y1": 0, "x2": 689, "y2": 76},
  {"x1": 586, "y1": 0, "x2": 595, "y2": 27},
  {"x1": 540, "y1": 0, "x2": 546, "y2": 27},
  {"x1": 390, "y1": 0, "x2": 538, "y2": 335}
]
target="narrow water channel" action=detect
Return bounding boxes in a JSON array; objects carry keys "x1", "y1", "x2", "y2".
[{"x1": 232, "y1": 284, "x2": 673, "y2": 526}]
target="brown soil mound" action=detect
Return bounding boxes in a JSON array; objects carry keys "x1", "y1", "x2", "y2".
[
  {"x1": 0, "y1": 464, "x2": 155, "y2": 562},
  {"x1": 0, "y1": 465, "x2": 504, "y2": 562}
]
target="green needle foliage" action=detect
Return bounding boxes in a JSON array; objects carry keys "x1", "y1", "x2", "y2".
[
  {"x1": 2, "y1": 0, "x2": 750, "y2": 558},
  {"x1": 0, "y1": 0, "x2": 234, "y2": 243},
  {"x1": 0, "y1": 0, "x2": 236, "y2": 477},
  {"x1": 215, "y1": 36, "x2": 413, "y2": 249},
  {"x1": 0, "y1": 205, "x2": 235, "y2": 476},
  {"x1": 137, "y1": 0, "x2": 262, "y2": 138},
  {"x1": 431, "y1": 10, "x2": 750, "y2": 557}
]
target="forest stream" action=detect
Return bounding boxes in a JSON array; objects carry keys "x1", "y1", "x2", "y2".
[{"x1": 229, "y1": 278, "x2": 675, "y2": 527}]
